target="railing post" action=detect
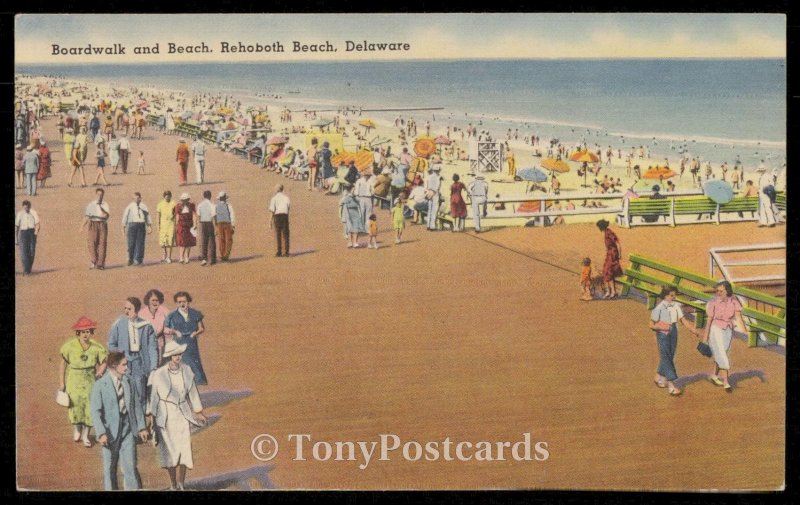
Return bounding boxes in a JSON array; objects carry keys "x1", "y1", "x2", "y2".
[{"x1": 670, "y1": 197, "x2": 676, "y2": 227}]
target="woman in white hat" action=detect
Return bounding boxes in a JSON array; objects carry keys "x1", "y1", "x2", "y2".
[{"x1": 147, "y1": 340, "x2": 207, "y2": 491}]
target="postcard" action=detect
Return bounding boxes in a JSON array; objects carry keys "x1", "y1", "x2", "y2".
[{"x1": 14, "y1": 13, "x2": 786, "y2": 491}]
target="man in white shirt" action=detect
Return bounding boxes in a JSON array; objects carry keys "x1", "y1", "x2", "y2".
[
  {"x1": 121, "y1": 192, "x2": 152, "y2": 266},
  {"x1": 353, "y1": 170, "x2": 373, "y2": 228},
  {"x1": 15, "y1": 200, "x2": 40, "y2": 275},
  {"x1": 268, "y1": 184, "x2": 291, "y2": 257},
  {"x1": 118, "y1": 133, "x2": 131, "y2": 174},
  {"x1": 108, "y1": 297, "x2": 159, "y2": 404},
  {"x1": 80, "y1": 187, "x2": 111, "y2": 269},
  {"x1": 197, "y1": 190, "x2": 217, "y2": 265},
  {"x1": 191, "y1": 135, "x2": 206, "y2": 184},
  {"x1": 424, "y1": 164, "x2": 442, "y2": 230},
  {"x1": 756, "y1": 164, "x2": 776, "y2": 227}
]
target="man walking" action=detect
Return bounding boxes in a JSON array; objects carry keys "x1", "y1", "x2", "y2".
[
  {"x1": 121, "y1": 192, "x2": 152, "y2": 266},
  {"x1": 425, "y1": 164, "x2": 442, "y2": 230},
  {"x1": 197, "y1": 190, "x2": 217, "y2": 265},
  {"x1": 467, "y1": 175, "x2": 489, "y2": 232},
  {"x1": 215, "y1": 191, "x2": 236, "y2": 261},
  {"x1": 90, "y1": 351, "x2": 149, "y2": 490},
  {"x1": 81, "y1": 187, "x2": 110, "y2": 269},
  {"x1": 23, "y1": 145, "x2": 39, "y2": 196},
  {"x1": 15, "y1": 200, "x2": 40, "y2": 275},
  {"x1": 118, "y1": 133, "x2": 131, "y2": 174},
  {"x1": 108, "y1": 297, "x2": 159, "y2": 403},
  {"x1": 269, "y1": 184, "x2": 291, "y2": 257},
  {"x1": 176, "y1": 139, "x2": 190, "y2": 185},
  {"x1": 191, "y1": 135, "x2": 206, "y2": 184}
]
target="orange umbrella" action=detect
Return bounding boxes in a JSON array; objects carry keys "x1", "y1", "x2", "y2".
[
  {"x1": 540, "y1": 158, "x2": 570, "y2": 173},
  {"x1": 642, "y1": 166, "x2": 677, "y2": 179},
  {"x1": 332, "y1": 149, "x2": 373, "y2": 171},
  {"x1": 569, "y1": 150, "x2": 600, "y2": 163},
  {"x1": 413, "y1": 137, "x2": 436, "y2": 158}
]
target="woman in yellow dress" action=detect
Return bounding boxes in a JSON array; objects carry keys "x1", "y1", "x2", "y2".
[
  {"x1": 58, "y1": 316, "x2": 107, "y2": 447},
  {"x1": 506, "y1": 146, "x2": 516, "y2": 178}
]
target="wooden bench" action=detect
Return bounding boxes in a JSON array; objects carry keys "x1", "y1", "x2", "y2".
[{"x1": 619, "y1": 253, "x2": 786, "y2": 346}]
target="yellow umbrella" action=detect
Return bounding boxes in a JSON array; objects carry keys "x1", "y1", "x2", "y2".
[
  {"x1": 358, "y1": 119, "x2": 376, "y2": 129},
  {"x1": 413, "y1": 137, "x2": 436, "y2": 158},
  {"x1": 540, "y1": 158, "x2": 570, "y2": 173}
]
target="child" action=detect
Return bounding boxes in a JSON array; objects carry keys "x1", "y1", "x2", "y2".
[
  {"x1": 368, "y1": 214, "x2": 379, "y2": 249},
  {"x1": 580, "y1": 257, "x2": 593, "y2": 301},
  {"x1": 391, "y1": 198, "x2": 405, "y2": 244},
  {"x1": 136, "y1": 150, "x2": 145, "y2": 175}
]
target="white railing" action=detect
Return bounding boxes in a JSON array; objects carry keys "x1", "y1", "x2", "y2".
[{"x1": 708, "y1": 243, "x2": 786, "y2": 284}]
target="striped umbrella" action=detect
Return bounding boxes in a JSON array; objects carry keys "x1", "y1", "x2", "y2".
[
  {"x1": 569, "y1": 150, "x2": 600, "y2": 163},
  {"x1": 540, "y1": 158, "x2": 570, "y2": 173}
]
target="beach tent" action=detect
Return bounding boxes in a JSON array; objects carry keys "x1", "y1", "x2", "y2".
[{"x1": 332, "y1": 149, "x2": 373, "y2": 172}]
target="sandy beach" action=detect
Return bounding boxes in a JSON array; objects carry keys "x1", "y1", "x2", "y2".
[{"x1": 15, "y1": 78, "x2": 786, "y2": 491}]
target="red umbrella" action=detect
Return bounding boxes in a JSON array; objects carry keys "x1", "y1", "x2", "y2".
[{"x1": 434, "y1": 135, "x2": 451, "y2": 145}]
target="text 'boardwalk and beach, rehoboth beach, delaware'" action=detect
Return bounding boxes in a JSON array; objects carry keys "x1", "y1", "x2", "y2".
[{"x1": 15, "y1": 13, "x2": 787, "y2": 491}]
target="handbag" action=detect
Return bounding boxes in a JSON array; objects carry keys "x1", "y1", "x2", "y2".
[
  {"x1": 697, "y1": 341, "x2": 713, "y2": 358},
  {"x1": 55, "y1": 389, "x2": 70, "y2": 407}
]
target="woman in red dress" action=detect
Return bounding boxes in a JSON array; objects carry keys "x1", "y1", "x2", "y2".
[
  {"x1": 36, "y1": 140, "x2": 51, "y2": 187},
  {"x1": 597, "y1": 219, "x2": 622, "y2": 298},
  {"x1": 173, "y1": 193, "x2": 197, "y2": 264},
  {"x1": 449, "y1": 173, "x2": 467, "y2": 232}
]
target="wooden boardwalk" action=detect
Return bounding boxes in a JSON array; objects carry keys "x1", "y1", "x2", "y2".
[{"x1": 15, "y1": 118, "x2": 785, "y2": 490}]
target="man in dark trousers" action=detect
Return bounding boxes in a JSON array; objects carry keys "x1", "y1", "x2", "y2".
[{"x1": 268, "y1": 184, "x2": 291, "y2": 257}]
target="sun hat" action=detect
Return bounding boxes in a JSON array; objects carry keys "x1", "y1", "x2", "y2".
[
  {"x1": 475, "y1": 175, "x2": 485, "y2": 180},
  {"x1": 218, "y1": 191, "x2": 227, "y2": 199},
  {"x1": 180, "y1": 192, "x2": 190, "y2": 200},
  {"x1": 72, "y1": 316, "x2": 98, "y2": 331},
  {"x1": 163, "y1": 340, "x2": 188, "y2": 358},
  {"x1": 431, "y1": 165, "x2": 441, "y2": 172}
]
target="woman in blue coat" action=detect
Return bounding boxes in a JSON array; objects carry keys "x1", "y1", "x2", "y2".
[
  {"x1": 163, "y1": 291, "x2": 208, "y2": 385},
  {"x1": 340, "y1": 186, "x2": 366, "y2": 248}
]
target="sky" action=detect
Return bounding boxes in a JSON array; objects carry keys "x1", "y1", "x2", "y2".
[{"x1": 15, "y1": 13, "x2": 786, "y2": 64}]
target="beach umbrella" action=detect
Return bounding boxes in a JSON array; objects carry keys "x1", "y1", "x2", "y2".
[
  {"x1": 703, "y1": 180, "x2": 734, "y2": 204},
  {"x1": 642, "y1": 166, "x2": 677, "y2": 180},
  {"x1": 413, "y1": 137, "x2": 437, "y2": 158},
  {"x1": 267, "y1": 135, "x2": 288, "y2": 146},
  {"x1": 358, "y1": 119, "x2": 376, "y2": 130},
  {"x1": 569, "y1": 150, "x2": 600, "y2": 163},
  {"x1": 540, "y1": 158, "x2": 570, "y2": 173},
  {"x1": 434, "y1": 135, "x2": 452, "y2": 145},
  {"x1": 517, "y1": 167, "x2": 549, "y2": 192},
  {"x1": 180, "y1": 111, "x2": 193, "y2": 120}
]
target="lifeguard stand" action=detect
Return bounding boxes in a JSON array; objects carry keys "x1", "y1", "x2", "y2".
[{"x1": 469, "y1": 141, "x2": 503, "y2": 172}]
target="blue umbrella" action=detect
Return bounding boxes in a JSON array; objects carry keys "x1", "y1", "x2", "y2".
[
  {"x1": 703, "y1": 180, "x2": 734, "y2": 204},
  {"x1": 180, "y1": 110, "x2": 193, "y2": 120},
  {"x1": 517, "y1": 167, "x2": 549, "y2": 183}
]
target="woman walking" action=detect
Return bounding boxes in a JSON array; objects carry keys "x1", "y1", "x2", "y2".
[
  {"x1": 163, "y1": 291, "x2": 208, "y2": 385},
  {"x1": 649, "y1": 286, "x2": 700, "y2": 396},
  {"x1": 703, "y1": 281, "x2": 747, "y2": 392},
  {"x1": 173, "y1": 193, "x2": 197, "y2": 264},
  {"x1": 596, "y1": 219, "x2": 623, "y2": 298},
  {"x1": 147, "y1": 340, "x2": 207, "y2": 490},
  {"x1": 449, "y1": 173, "x2": 467, "y2": 232},
  {"x1": 58, "y1": 316, "x2": 107, "y2": 447}
]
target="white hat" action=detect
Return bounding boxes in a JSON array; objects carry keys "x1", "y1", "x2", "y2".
[
  {"x1": 756, "y1": 164, "x2": 766, "y2": 172},
  {"x1": 218, "y1": 191, "x2": 227, "y2": 199},
  {"x1": 180, "y1": 192, "x2": 190, "y2": 200},
  {"x1": 431, "y1": 165, "x2": 441, "y2": 172},
  {"x1": 475, "y1": 175, "x2": 485, "y2": 180},
  {"x1": 163, "y1": 340, "x2": 187, "y2": 358}
]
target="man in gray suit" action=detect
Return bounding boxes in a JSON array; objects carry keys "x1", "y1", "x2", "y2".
[
  {"x1": 90, "y1": 351, "x2": 149, "y2": 490},
  {"x1": 108, "y1": 297, "x2": 158, "y2": 403}
]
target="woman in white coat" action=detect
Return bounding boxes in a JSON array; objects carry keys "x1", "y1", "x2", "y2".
[{"x1": 148, "y1": 340, "x2": 207, "y2": 490}]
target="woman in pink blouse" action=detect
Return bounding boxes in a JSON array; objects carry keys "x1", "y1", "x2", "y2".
[
  {"x1": 139, "y1": 288, "x2": 171, "y2": 365},
  {"x1": 703, "y1": 281, "x2": 747, "y2": 392}
]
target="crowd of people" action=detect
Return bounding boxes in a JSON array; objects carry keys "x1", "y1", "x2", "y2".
[{"x1": 58, "y1": 290, "x2": 209, "y2": 490}]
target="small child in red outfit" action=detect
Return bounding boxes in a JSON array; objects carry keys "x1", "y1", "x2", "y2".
[{"x1": 580, "y1": 257, "x2": 593, "y2": 301}]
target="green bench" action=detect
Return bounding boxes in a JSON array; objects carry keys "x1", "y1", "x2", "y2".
[
  {"x1": 620, "y1": 198, "x2": 673, "y2": 227},
  {"x1": 618, "y1": 253, "x2": 786, "y2": 346},
  {"x1": 620, "y1": 193, "x2": 785, "y2": 227}
]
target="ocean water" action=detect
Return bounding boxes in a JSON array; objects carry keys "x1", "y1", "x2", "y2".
[{"x1": 16, "y1": 59, "x2": 786, "y2": 167}]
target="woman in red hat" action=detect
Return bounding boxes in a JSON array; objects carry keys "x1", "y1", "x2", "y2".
[{"x1": 58, "y1": 316, "x2": 108, "y2": 447}]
